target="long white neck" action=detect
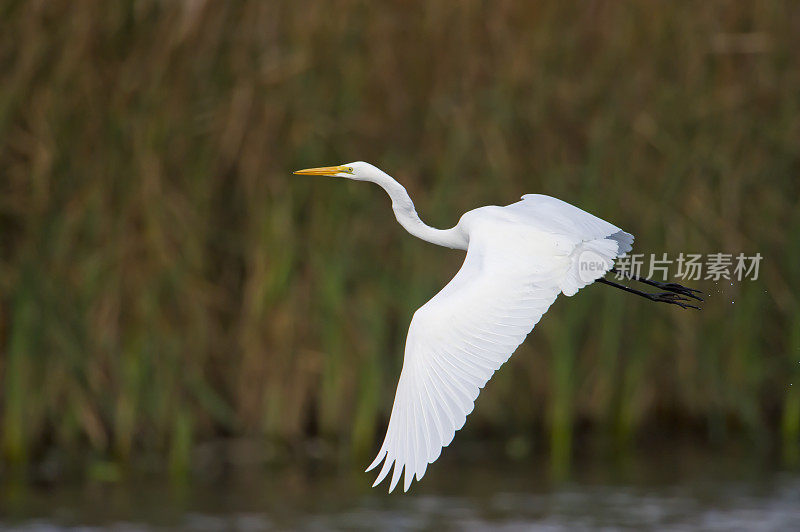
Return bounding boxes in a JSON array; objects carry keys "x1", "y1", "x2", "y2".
[{"x1": 368, "y1": 170, "x2": 467, "y2": 250}]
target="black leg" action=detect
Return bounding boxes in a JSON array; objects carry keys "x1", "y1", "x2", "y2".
[
  {"x1": 609, "y1": 268, "x2": 703, "y2": 302},
  {"x1": 596, "y1": 278, "x2": 701, "y2": 310}
]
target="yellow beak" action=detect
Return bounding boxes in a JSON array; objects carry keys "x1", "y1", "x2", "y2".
[{"x1": 293, "y1": 165, "x2": 350, "y2": 176}]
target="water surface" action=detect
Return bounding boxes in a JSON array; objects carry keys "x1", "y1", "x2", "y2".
[{"x1": 2, "y1": 444, "x2": 799, "y2": 530}]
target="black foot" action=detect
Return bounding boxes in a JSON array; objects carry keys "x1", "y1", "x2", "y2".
[
  {"x1": 647, "y1": 291, "x2": 701, "y2": 310},
  {"x1": 596, "y1": 277, "x2": 702, "y2": 310},
  {"x1": 642, "y1": 279, "x2": 704, "y2": 302},
  {"x1": 609, "y1": 268, "x2": 704, "y2": 302}
]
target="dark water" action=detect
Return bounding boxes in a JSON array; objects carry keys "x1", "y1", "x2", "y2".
[{"x1": 2, "y1": 444, "x2": 799, "y2": 530}]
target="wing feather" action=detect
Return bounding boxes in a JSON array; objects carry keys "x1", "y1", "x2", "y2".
[{"x1": 368, "y1": 202, "x2": 632, "y2": 492}]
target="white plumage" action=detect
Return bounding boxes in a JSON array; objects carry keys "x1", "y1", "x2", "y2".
[
  {"x1": 365, "y1": 195, "x2": 631, "y2": 492},
  {"x1": 294, "y1": 162, "x2": 633, "y2": 493}
]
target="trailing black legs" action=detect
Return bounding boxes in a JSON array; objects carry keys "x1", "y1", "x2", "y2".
[
  {"x1": 610, "y1": 268, "x2": 704, "y2": 302},
  {"x1": 597, "y1": 273, "x2": 702, "y2": 310}
]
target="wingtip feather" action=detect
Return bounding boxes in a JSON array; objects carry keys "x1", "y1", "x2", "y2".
[
  {"x1": 372, "y1": 455, "x2": 394, "y2": 487},
  {"x1": 389, "y1": 462, "x2": 403, "y2": 493},
  {"x1": 365, "y1": 448, "x2": 385, "y2": 472},
  {"x1": 404, "y1": 466, "x2": 413, "y2": 492}
]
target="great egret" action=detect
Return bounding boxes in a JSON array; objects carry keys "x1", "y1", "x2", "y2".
[{"x1": 294, "y1": 161, "x2": 702, "y2": 493}]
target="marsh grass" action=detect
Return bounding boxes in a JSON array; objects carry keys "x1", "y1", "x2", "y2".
[{"x1": 0, "y1": 1, "x2": 798, "y2": 477}]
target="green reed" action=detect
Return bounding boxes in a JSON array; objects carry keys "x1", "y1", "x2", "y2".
[{"x1": 0, "y1": 0, "x2": 798, "y2": 478}]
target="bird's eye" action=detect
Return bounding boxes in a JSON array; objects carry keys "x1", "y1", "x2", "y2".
[{"x1": 346, "y1": 167, "x2": 354, "y2": 173}]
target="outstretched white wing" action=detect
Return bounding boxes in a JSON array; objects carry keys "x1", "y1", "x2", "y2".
[{"x1": 366, "y1": 200, "x2": 632, "y2": 493}]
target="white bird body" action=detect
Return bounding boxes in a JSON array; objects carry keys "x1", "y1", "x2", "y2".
[{"x1": 294, "y1": 162, "x2": 636, "y2": 493}]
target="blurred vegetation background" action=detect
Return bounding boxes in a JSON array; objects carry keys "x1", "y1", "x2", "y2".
[{"x1": 1, "y1": 0, "x2": 798, "y2": 482}]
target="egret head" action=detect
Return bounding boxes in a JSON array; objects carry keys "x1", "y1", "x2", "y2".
[{"x1": 293, "y1": 161, "x2": 378, "y2": 181}]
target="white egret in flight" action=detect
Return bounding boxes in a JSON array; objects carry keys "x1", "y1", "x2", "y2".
[{"x1": 294, "y1": 162, "x2": 702, "y2": 493}]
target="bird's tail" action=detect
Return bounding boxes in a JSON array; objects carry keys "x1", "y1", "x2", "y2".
[{"x1": 560, "y1": 238, "x2": 621, "y2": 296}]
